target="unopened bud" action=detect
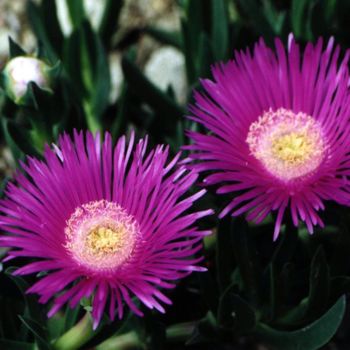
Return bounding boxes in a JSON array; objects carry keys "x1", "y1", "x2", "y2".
[{"x1": 2, "y1": 56, "x2": 52, "y2": 104}]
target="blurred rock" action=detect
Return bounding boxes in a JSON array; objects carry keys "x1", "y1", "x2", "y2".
[
  {"x1": 119, "y1": 0, "x2": 180, "y2": 31},
  {"x1": 0, "y1": 0, "x2": 36, "y2": 61},
  {"x1": 0, "y1": 146, "x2": 15, "y2": 181},
  {"x1": 56, "y1": 0, "x2": 106, "y2": 36},
  {"x1": 109, "y1": 52, "x2": 123, "y2": 103},
  {"x1": 84, "y1": 0, "x2": 106, "y2": 30},
  {"x1": 117, "y1": 0, "x2": 183, "y2": 94},
  {"x1": 55, "y1": 0, "x2": 71, "y2": 36},
  {"x1": 144, "y1": 46, "x2": 187, "y2": 104}
]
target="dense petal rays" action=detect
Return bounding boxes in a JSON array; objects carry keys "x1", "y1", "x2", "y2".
[
  {"x1": 186, "y1": 35, "x2": 350, "y2": 238},
  {"x1": 0, "y1": 131, "x2": 211, "y2": 327}
]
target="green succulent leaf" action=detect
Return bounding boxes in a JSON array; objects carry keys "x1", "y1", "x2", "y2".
[
  {"x1": 236, "y1": 0, "x2": 276, "y2": 42},
  {"x1": 40, "y1": 0, "x2": 64, "y2": 58},
  {"x1": 198, "y1": 32, "x2": 214, "y2": 78},
  {"x1": 217, "y1": 283, "x2": 256, "y2": 332},
  {"x1": 1, "y1": 118, "x2": 22, "y2": 161},
  {"x1": 181, "y1": 19, "x2": 196, "y2": 85},
  {"x1": 186, "y1": 311, "x2": 218, "y2": 345},
  {"x1": 64, "y1": 20, "x2": 110, "y2": 132},
  {"x1": 144, "y1": 27, "x2": 182, "y2": 49},
  {"x1": 256, "y1": 295, "x2": 346, "y2": 350},
  {"x1": 121, "y1": 55, "x2": 184, "y2": 123},
  {"x1": 66, "y1": 0, "x2": 85, "y2": 30},
  {"x1": 0, "y1": 339, "x2": 36, "y2": 350},
  {"x1": 197, "y1": 271, "x2": 219, "y2": 315},
  {"x1": 1, "y1": 118, "x2": 38, "y2": 159},
  {"x1": 27, "y1": 0, "x2": 59, "y2": 62},
  {"x1": 232, "y1": 217, "x2": 262, "y2": 304},
  {"x1": 8, "y1": 37, "x2": 26, "y2": 58},
  {"x1": 271, "y1": 220, "x2": 298, "y2": 267},
  {"x1": 98, "y1": 0, "x2": 123, "y2": 48},
  {"x1": 331, "y1": 276, "x2": 350, "y2": 302},
  {"x1": 18, "y1": 316, "x2": 51, "y2": 350},
  {"x1": 181, "y1": 0, "x2": 211, "y2": 83},
  {"x1": 262, "y1": 0, "x2": 286, "y2": 36},
  {"x1": 211, "y1": 0, "x2": 229, "y2": 60},
  {"x1": 5, "y1": 267, "x2": 44, "y2": 325},
  {"x1": 62, "y1": 305, "x2": 81, "y2": 333},
  {"x1": 216, "y1": 217, "x2": 235, "y2": 291},
  {"x1": 82, "y1": 312, "x2": 134, "y2": 349},
  {"x1": 291, "y1": 0, "x2": 314, "y2": 41},
  {"x1": 305, "y1": 247, "x2": 330, "y2": 320}
]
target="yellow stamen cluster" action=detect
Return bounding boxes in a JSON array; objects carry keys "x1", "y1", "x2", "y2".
[
  {"x1": 246, "y1": 108, "x2": 326, "y2": 181},
  {"x1": 65, "y1": 200, "x2": 139, "y2": 271},
  {"x1": 86, "y1": 225, "x2": 127, "y2": 257},
  {"x1": 271, "y1": 131, "x2": 314, "y2": 166}
]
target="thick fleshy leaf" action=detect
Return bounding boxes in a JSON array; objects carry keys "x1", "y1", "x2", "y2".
[
  {"x1": 181, "y1": 19, "x2": 196, "y2": 85},
  {"x1": 291, "y1": 0, "x2": 313, "y2": 40},
  {"x1": 66, "y1": 0, "x2": 85, "y2": 29},
  {"x1": 271, "y1": 221, "x2": 298, "y2": 267},
  {"x1": 64, "y1": 21, "x2": 110, "y2": 131},
  {"x1": 231, "y1": 218, "x2": 261, "y2": 304},
  {"x1": 268, "y1": 223, "x2": 299, "y2": 319},
  {"x1": 198, "y1": 32, "x2": 214, "y2": 78},
  {"x1": 330, "y1": 276, "x2": 350, "y2": 303},
  {"x1": 305, "y1": 247, "x2": 330, "y2": 319},
  {"x1": 5, "y1": 268, "x2": 44, "y2": 325},
  {"x1": 180, "y1": 0, "x2": 211, "y2": 83},
  {"x1": 26, "y1": 0, "x2": 58, "y2": 62},
  {"x1": 186, "y1": 312, "x2": 218, "y2": 345},
  {"x1": 198, "y1": 271, "x2": 219, "y2": 315},
  {"x1": 1, "y1": 118, "x2": 38, "y2": 158},
  {"x1": 211, "y1": 0, "x2": 229, "y2": 60},
  {"x1": 8, "y1": 37, "x2": 26, "y2": 58},
  {"x1": 40, "y1": 0, "x2": 64, "y2": 58},
  {"x1": 98, "y1": 0, "x2": 123, "y2": 48},
  {"x1": 144, "y1": 27, "x2": 182, "y2": 49},
  {"x1": 111, "y1": 83, "x2": 131, "y2": 138},
  {"x1": 0, "y1": 339, "x2": 35, "y2": 350},
  {"x1": 262, "y1": 0, "x2": 286, "y2": 36},
  {"x1": 256, "y1": 295, "x2": 346, "y2": 350},
  {"x1": 217, "y1": 283, "x2": 256, "y2": 332},
  {"x1": 82, "y1": 313, "x2": 132, "y2": 349},
  {"x1": 236, "y1": 0, "x2": 275, "y2": 42},
  {"x1": 62, "y1": 304, "x2": 81, "y2": 333},
  {"x1": 1, "y1": 118, "x2": 22, "y2": 161},
  {"x1": 18, "y1": 316, "x2": 50, "y2": 350},
  {"x1": 144, "y1": 313, "x2": 166, "y2": 350},
  {"x1": 121, "y1": 55, "x2": 184, "y2": 122},
  {"x1": 216, "y1": 217, "x2": 235, "y2": 291}
]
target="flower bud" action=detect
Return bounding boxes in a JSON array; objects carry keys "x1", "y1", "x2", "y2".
[{"x1": 2, "y1": 56, "x2": 52, "y2": 104}]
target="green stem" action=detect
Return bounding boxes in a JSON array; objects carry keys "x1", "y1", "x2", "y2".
[
  {"x1": 111, "y1": 83, "x2": 128, "y2": 139},
  {"x1": 83, "y1": 100, "x2": 100, "y2": 133},
  {"x1": 30, "y1": 117, "x2": 53, "y2": 151},
  {"x1": 95, "y1": 322, "x2": 195, "y2": 350},
  {"x1": 166, "y1": 321, "x2": 195, "y2": 342},
  {"x1": 53, "y1": 311, "x2": 195, "y2": 350},
  {"x1": 95, "y1": 331, "x2": 142, "y2": 350},
  {"x1": 53, "y1": 313, "x2": 94, "y2": 350}
]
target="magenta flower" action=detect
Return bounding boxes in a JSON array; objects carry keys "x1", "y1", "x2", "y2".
[
  {"x1": 186, "y1": 34, "x2": 350, "y2": 240},
  {"x1": 0, "y1": 131, "x2": 212, "y2": 328}
]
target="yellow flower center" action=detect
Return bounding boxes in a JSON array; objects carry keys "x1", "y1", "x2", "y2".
[
  {"x1": 65, "y1": 200, "x2": 139, "y2": 272},
  {"x1": 86, "y1": 225, "x2": 127, "y2": 257},
  {"x1": 271, "y1": 131, "x2": 314, "y2": 166},
  {"x1": 246, "y1": 108, "x2": 326, "y2": 181}
]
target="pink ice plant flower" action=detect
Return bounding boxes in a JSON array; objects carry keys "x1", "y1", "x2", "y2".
[
  {"x1": 186, "y1": 34, "x2": 350, "y2": 240},
  {"x1": 0, "y1": 131, "x2": 212, "y2": 329}
]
